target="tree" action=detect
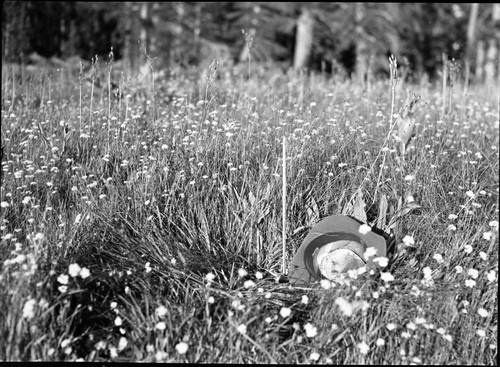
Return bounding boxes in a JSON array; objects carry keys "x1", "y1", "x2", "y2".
[
  {"x1": 465, "y1": 3, "x2": 479, "y2": 86},
  {"x1": 1, "y1": 2, "x2": 493, "y2": 84},
  {"x1": 2, "y1": 1, "x2": 30, "y2": 62},
  {"x1": 483, "y1": 4, "x2": 499, "y2": 84},
  {"x1": 293, "y1": 7, "x2": 314, "y2": 70}
]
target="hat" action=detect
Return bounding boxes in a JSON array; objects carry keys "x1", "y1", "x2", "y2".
[{"x1": 288, "y1": 215, "x2": 389, "y2": 286}]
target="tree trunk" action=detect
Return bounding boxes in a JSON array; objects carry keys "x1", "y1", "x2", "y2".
[
  {"x1": 488, "y1": 4, "x2": 500, "y2": 83},
  {"x1": 150, "y1": 3, "x2": 160, "y2": 55},
  {"x1": 171, "y1": 2, "x2": 185, "y2": 65},
  {"x1": 483, "y1": 4, "x2": 500, "y2": 84},
  {"x1": 293, "y1": 7, "x2": 314, "y2": 71},
  {"x1": 466, "y1": 4, "x2": 479, "y2": 81},
  {"x1": 59, "y1": 18, "x2": 66, "y2": 57},
  {"x1": 122, "y1": 2, "x2": 133, "y2": 71},
  {"x1": 139, "y1": 3, "x2": 148, "y2": 51},
  {"x1": 476, "y1": 40, "x2": 485, "y2": 83},
  {"x1": 68, "y1": 20, "x2": 77, "y2": 58},
  {"x1": 193, "y1": 3, "x2": 202, "y2": 62},
  {"x1": 493, "y1": 3, "x2": 500, "y2": 20},
  {"x1": 354, "y1": 43, "x2": 368, "y2": 88},
  {"x1": 354, "y1": 3, "x2": 368, "y2": 87},
  {"x1": 386, "y1": 4, "x2": 401, "y2": 57},
  {"x1": 484, "y1": 39, "x2": 498, "y2": 84},
  {"x1": 194, "y1": 3, "x2": 202, "y2": 44}
]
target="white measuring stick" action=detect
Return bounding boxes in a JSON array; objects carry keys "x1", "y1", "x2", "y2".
[{"x1": 282, "y1": 136, "x2": 287, "y2": 275}]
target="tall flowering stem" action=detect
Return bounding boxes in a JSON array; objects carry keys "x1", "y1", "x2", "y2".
[
  {"x1": 107, "y1": 47, "x2": 114, "y2": 150},
  {"x1": 374, "y1": 55, "x2": 399, "y2": 202},
  {"x1": 78, "y1": 61, "x2": 84, "y2": 133}
]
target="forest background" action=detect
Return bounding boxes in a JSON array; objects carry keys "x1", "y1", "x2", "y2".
[{"x1": 2, "y1": 2, "x2": 500, "y2": 84}]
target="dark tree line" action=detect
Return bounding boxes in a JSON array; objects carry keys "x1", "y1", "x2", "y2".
[{"x1": 2, "y1": 2, "x2": 499, "y2": 83}]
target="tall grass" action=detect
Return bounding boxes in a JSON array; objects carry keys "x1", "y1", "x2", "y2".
[{"x1": 0, "y1": 57, "x2": 498, "y2": 363}]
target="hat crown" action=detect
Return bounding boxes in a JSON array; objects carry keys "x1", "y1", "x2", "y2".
[{"x1": 318, "y1": 248, "x2": 365, "y2": 279}]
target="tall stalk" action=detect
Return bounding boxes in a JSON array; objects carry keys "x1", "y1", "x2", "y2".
[
  {"x1": 282, "y1": 136, "x2": 287, "y2": 275},
  {"x1": 78, "y1": 61, "x2": 83, "y2": 133},
  {"x1": 89, "y1": 55, "x2": 99, "y2": 130},
  {"x1": 372, "y1": 55, "x2": 399, "y2": 204},
  {"x1": 441, "y1": 52, "x2": 448, "y2": 118},
  {"x1": 108, "y1": 48, "x2": 113, "y2": 124},
  {"x1": 107, "y1": 47, "x2": 114, "y2": 150}
]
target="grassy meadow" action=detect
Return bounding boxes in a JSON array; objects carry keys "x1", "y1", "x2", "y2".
[{"x1": 0, "y1": 57, "x2": 498, "y2": 363}]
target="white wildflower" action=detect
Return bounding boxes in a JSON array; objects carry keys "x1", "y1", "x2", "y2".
[
  {"x1": 363, "y1": 246, "x2": 378, "y2": 260},
  {"x1": 68, "y1": 263, "x2": 82, "y2": 278},
  {"x1": 386, "y1": 323, "x2": 397, "y2": 331},
  {"x1": 244, "y1": 280, "x2": 255, "y2": 288},
  {"x1": 238, "y1": 268, "x2": 248, "y2": 277},
  {"x1": 280, "y1": 307, "x2": 292, "y2": 318},
  {"x1": 358, "y1": 224, "x2": 371, "y2": 235},
  {"x1": 80, "y1": 267, "x2": 90, "y2": 279},
  {"x1": 335, "y1": 297, "x2": 353, "y2": 317},
  {"x1": 373, "y1": 256, "x2": 388, "y2": 267},
  {"x1": 57, "y1": 274, "x2": 69, "y2": 285},
  {"x1": 22, "y1": 299, "x2": 37, "y2": 320},
  {"x1": 465, "y1": 279, "x2": 476, "y2": 288},
  {"x1": 357, "y1": 341, "x2": 370, "y2": 355},
  {"x1": 155, "y1": 322, "x2": 166, "y2": 330},
  {"x1": 468, "y1": 268, "x2": 479, "y2": 279},
  {"x1": 482, "y1": 231, "x2": 493, "y2": 241},
  {"x1": 380, "y1": 271, "x2": 395, "y2": 282},
  {"x1": 432, "y1": 253, "x2": 444, "y2": 264},
  {"x1": 118, "y1": 337, "x2": 128, "y2": 351},
  {"x1": 155, "y1": 305, "x2": 168, "y2": 317},
  {"x1": 320, "y1": 279, "x2": 331, "y2": 289},
  {"x1": 205, "y1": 272, "x2": 215, "y2": 282},
  {"x1": 309, "y1": 352, "x2": 320, "y2": 361},
  {"x1": 477, "y1": 308, "x2": 489, "y2": 318},
  {"x1": 402, "y1": 235, "x2": 415, "y2": 247},
  {"x1": 487, "y1": 270, "x2": 496, "y2": 283},
  {"x1": 175, "y1": 342, "x2": 188, "y2": 354},
  {"x1": 463, "y1": 244, "x2": 473, "y2": 254},
  {"x1": 237, "y1": 324, "x2": 247, "y2": 334},
  {"x1": 304, "y1": 322, "x2": 318, "y2": 338}
]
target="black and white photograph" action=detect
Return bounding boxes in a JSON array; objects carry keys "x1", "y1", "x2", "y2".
[{"x1": 1, "y1": 2, "x2": 499, "y2": 363}]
